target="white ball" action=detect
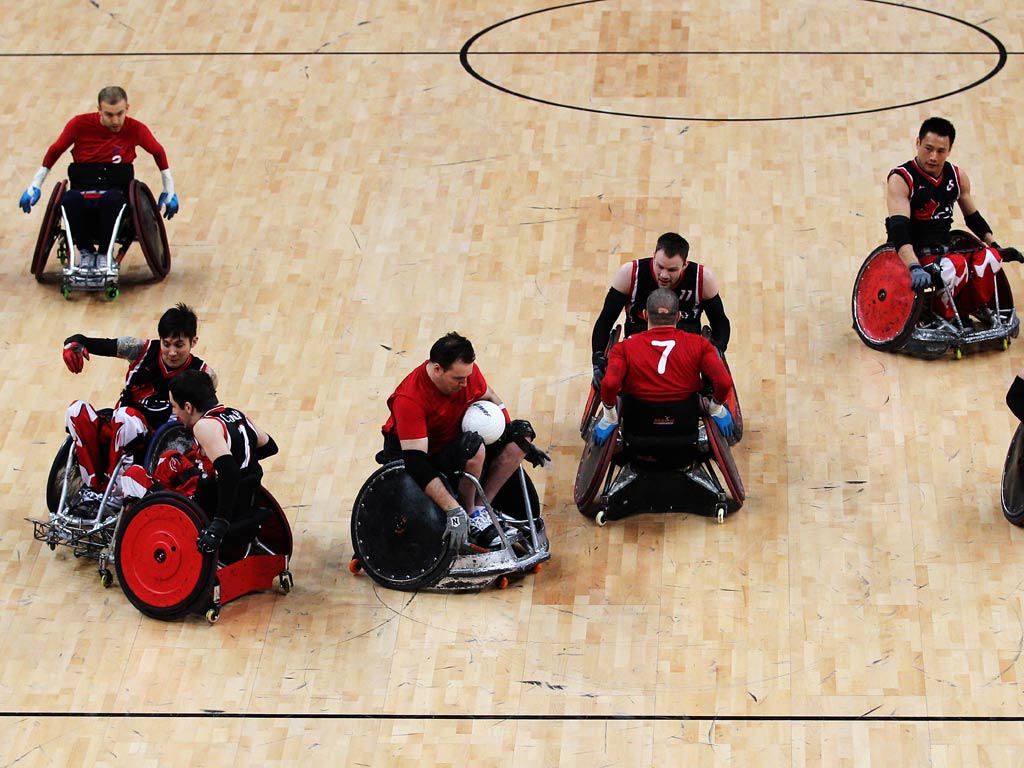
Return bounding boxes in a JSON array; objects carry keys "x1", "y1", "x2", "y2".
[{"x1": 461, "y1": 400, "x2": 506, "y2": 445}]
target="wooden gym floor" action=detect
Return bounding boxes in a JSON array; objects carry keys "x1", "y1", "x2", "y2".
[{"x1": 2, "y1": 1, "x2": 1024, "y2": 765}]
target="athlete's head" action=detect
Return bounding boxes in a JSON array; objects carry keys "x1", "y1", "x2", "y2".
[
  {"x1": 646, "y1": 288, "x2": 680, "y2": 328},
  {"x1": 97, "y1": 86, "x2": 129, "y2": 134},
  {"x1": 651, "y1": 233, "x2": 689, "y2": 288},
  {"x1": 169, "y1": 370, "x2": 218, "y2": 427},
  {"x1": 916, "y1": 117, "x2": 955, "y2": 176},
  {"x1": 157, "y1": 303, "x2": 199, "y2": 370},
  {"x1": 427, "y1": 332, "x2": 476, "y2": 396}
]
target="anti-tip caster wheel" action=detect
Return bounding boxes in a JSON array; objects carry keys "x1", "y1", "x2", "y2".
[
  {"x1": 348, "y1": 557, "x2": 361, "y2": 574},
  {"x1": 1003, "y1": 337, "x2": 1011, "y2": 351},
  {"x1": 279, "y1": 570, "x2": 293, "y2": 594},
  {"x1": 99, "y1": 569, "x2": 113, "y2": 588},
  {"x1": 716, "y1": 505, "x2": 727, "y2": 524},
  {"x1": 61, "y1": 284, "x2": 71, "y2": 300},
  {"x1": 954, "y1": 346, "x2": 964, "y2": 360},
  {"x1": 104, "y1": 284, "x2": 119, "y2": 301},
  {"x1": 595, "y1": 510, "x2": 608, "y2": 526},
  {"x1": 205, "y1": 608, "x2": 219, "y2": 624},
  {"x1": 496, "y1": 576, "x2": 509, "y2": 590}
]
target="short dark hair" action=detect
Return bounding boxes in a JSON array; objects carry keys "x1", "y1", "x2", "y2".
[
  {"x1": 168, "y1": 369, "x2": 218, "y2": 412},
  {"x1": 646, "y1": 288, "x2": 680, "y2": 327},
  {"x1": 97, "y1": 86, "x2": 128, "y2": 105},
  {"x1": 429, "y1": 332, "x2": 475, "y2": 370},
  {"x1": 655, "y1": 232, "x2": 690, "y2": 260},
  {"x1": 158, "y1": 303, "x2": 198, "y2": 340},
  {"x1": 919, "y1": 117, "x2": 955, "y2": 146}
]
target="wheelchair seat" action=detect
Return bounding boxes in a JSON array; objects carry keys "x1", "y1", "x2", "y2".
[
  {"x1": 349, "y1": 460, "x2": 549, "y2": 592},
  {"x1": 30, "y1": 173, "x2": 171, "y2": 300}
]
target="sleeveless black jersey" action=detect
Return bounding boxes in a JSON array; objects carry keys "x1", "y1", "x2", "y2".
[
  {"x1": 624, "y1": 258, "x2": 706, "y2": 337},
  {"x1": 888, "y1": 159, "x2": 962, "y2": 248},
  {"x1": 119, "y1": 341, "x2": 208, "y2": 428},
  {"x1": 198, "y1": 405, "x2": 261, "y2": 475}
]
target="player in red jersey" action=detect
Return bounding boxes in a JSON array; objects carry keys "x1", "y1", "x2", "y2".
[
  {"x1": 381, "y1": 332, "x2": 548, "y2": 552},
  {"x1": 593, "y1": 288, "x2": 735, "y2": 445},
  {"x1": 886, "y1": 116, "x2": 1021, "y2": 321},
  {"x1": 18, "y1": 86, "x2": 179, "y2": 262}
]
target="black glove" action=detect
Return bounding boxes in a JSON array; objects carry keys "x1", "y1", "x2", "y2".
[
  {"x1": 196, "y1": 517, "x2": 230, "y2": 554},
  {"x1": 997, "y1": 245, "x2": 1024, "y2": 263},
  {"x1": 521, "y1": 442, "x2": 551, "y2": 468},
  {"x1": 440, "y1": 506, "x2": 469, "y2": 553},
  {"x1": 591, "y1": 351, "x2": 607, "y2": 390},
  {"x1": 503, "y1": 419, "x2": 536, "y2": 443},
  {"x1": 908, "y1": 262, "x2": 932, "y2": 292}
]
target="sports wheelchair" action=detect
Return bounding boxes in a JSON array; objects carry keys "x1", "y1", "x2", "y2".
[
  {"x1": 581, "y1": 324, "x2": 744, "y2": 444},
  {"x1": 28, "y1": 419, "x2": 293, "y2": 623},
  {"x1": 575, "y1": 395, "x2": 745, "y2": 526},
  {"x1": 29, "y1": 163, "x2": 171, "y2": 300},
  {"x1": 1002, "y1": 422, "x2": 1024, "y2": 527},
  {"x1": 349, "y1": 460, "x2": 549, "y2": 592},
  {"x1": 852, "y1": 231, "x2": 1019, "y2": 359}
]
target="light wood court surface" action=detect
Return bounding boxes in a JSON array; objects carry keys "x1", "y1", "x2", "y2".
[{"x1": 2, "y1": 0, "x2": 1024, "y2": 764}]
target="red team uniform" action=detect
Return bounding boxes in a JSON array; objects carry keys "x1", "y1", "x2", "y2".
[
  {"x1": 383, "y1": 362, "x2": 490, "y2": 453},
  {"x1": 43, "y1": 112, "x2": 169, "y2": 169}
]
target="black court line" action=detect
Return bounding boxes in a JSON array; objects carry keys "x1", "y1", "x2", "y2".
[
  {"x1": 459, "y1": 0, "x2": 1009, "y2": 121},
  {"x1": 0, "y1": 50, "x2": 1013, "y2": 56},
  {"x1": 4, "y1": 711, "x2": 1024, "y2": 722}
]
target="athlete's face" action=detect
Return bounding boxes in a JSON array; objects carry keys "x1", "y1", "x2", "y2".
[
  {"x1": 169, "y1": 392, "x2": 199, "y2": 428},
  {"x1": 160, "y1": 335, "x2": 197, "y2": 370},
  {"x1": 98, "y1": 100, "x2": 128, "y2": 133},
  {"x1": 915, "y1": 132, "x2": 952, "y2": 177},
  {"x1": 651, "y1": 250, "x2": 686, "y2": 288},
  {"x1": 432, "y1": 360, "x2": 474, "y2": 396}
]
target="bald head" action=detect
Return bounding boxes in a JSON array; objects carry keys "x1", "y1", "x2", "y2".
[{"x1": 646, "y1": 288, "x2": 679, "y2": 327}]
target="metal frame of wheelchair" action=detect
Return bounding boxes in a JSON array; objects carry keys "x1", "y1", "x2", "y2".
[
  {"x1": 28, "y1": 418, "x2": 292, "y2": 623},
  {"x1": 575, "y1": 396, "x2": 745, "y2": 526},
  {"x1": 349, "y1": 460, "x2": 549, "y2": 592},
  {"x1": 852, "y1": 231, "x2": 1019, "y2": 359},
  {"x1": 30, "y1": 178, "x2": 171, "y2": 300}
]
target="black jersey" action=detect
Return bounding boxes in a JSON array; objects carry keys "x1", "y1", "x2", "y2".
[
  {"x1": 199, "y1": 405, "x2": 261, "y2": 475},
  {"x1": 624, "y1": 258, "x2": 706, "y2": 337},
  {"x1": 888, "y1": 159, "x2": 962, "y2": 248},
  {"x1": 119, "y1": 341, "x2": 208, "y2": 428}
]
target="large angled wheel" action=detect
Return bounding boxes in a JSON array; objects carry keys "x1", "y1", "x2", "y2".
[
  {"x1": 130, "y1": 180, "x2": 171, "y2": 279},
  {"x1": 490, "y1": 467, "x2": 541, "y2": 522},
  {"x1": 702, "y1": 413, "x2": 745, "y2": 510},
  {"x1": 720, "y1": 353, "x2": 744, "y2": 444},
  {"x1": 852, "y1": 244, "x2": 924, "y2": 351},
  {"x1": 115, "y1": 491, "x2": 215, "y2": 620},
  {"x1": 580, "y1": 325, "x2": 621, "y2": 437},
  {"x1": 46, "y1": 436, "x2": 80, "y2": 514},
  {"x1": 1002, "y1": 424, "x2": 1024, "y2": 527},
  {"x1": 573, "y1": 429, "x2": 617, "y2": 518},
  {"x1": 31, "y1": 181, "x2": 67, "y2": 281},
  {"x1": 350, "y1": 461, "x2": 455, "y2": 591},
  {"x1": 143, "y1": 419, "x2": 193, "y2": 472}
]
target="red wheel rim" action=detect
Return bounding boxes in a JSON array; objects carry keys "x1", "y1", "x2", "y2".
[
  {"x1": 703, "y1": 414, "x2": 745, "y2": 508},
  {"x1": 852, "y1": 246, "x2": 921, "y2": 348},
  {"x1": 31, "y1": 182, "x2": 65, "y2": 280},
  {"x1": 118, "y1": 501, "x2": 206, "y2": 608}
]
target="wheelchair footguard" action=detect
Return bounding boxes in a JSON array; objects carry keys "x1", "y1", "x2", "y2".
[
  {"x1": 852, "y1": 236, "x2": 1020, "y2": 359},
  {"x1": 349, "y1": 461, "x2": 550, "y2": 592},
  {"x1": 574, "y1": 404, "x2": 744, "y2": 526},
  {"x1": 1002, "y1": 423, "x2": 1024, "y2": 527},
  {"x1": 30, "y1": 179, "x2": 172, "y2": 300}
]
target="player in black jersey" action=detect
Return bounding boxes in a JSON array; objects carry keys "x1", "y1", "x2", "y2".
[
  {"x1": 885, "y1": 117, "x2": 1021, "y2": 321},
  {"x1": 61, "y1": 303, "x2": 215, "y2": 497},
  {"x1": 167, "y1": 370, "x2": 279, "y2": 555},
  {"x1": 591, "y1": 231, "x2": 731, "y2": 382}
]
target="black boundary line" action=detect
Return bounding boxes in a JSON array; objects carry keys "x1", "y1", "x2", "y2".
[
  {"x1": 0, "y1": 51, "x2": 1009, "y2": 57},
  {"x1": 459, "y1": 0, "x2": 1009, "y2": 121},
  {"x1": 4, "y1": 712, "x2": 1024, "y2": 722}
]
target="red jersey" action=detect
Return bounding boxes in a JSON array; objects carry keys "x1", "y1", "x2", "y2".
[
  {"x1": 42, "y1": 113, "x2": 168, "y2": 170},
  {"x1": 601, "y1": 325, "x2": 732, "y2": 405},
  {"x1": 383, "y1": 362, "x2": 489, "y2": 454}
]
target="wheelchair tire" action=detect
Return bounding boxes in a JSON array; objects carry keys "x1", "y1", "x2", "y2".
[
  {"x1": 130, "y1": 180, "x2": 171, "y2": 279},
  {"x1": 851, "y1": 244, "x2": 925, "y2": 351},
  {"x1": 115, "y1": 491, "x2": 216, "y2": 620},
  {"x1": 573, "y1": 429, "x2": 617, "y2": 518},
  {"x1": 1002, "y1": 424, "x2": 1024, "y2": 527},
  {"x1": 703, "y1": 412, "x2": 745, "y2": 510},
  {"x1": 350, "y1": 461, "x2": 456, "y2": 591},
  {"x1": 143, "y1": 420, "x2": 194, "y2": 473},
  {"x1": 46, "y1": 436, "x2": 80, "y2": 514},
  {"x1": 720, "y1": 352, "x2": 744, "y2": 444},
  {"x1": 31, "y1": 181, "x2": 66, "y2": 281},
  {"x1": 580, "y1": 325, "x2": 621, "y2": 437}
]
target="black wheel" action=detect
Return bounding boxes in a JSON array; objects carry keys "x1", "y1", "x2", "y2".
[
  {"x1": 580, "y1": 325, "x2": 621, "y2": 437},
  {"x1": 114, "y1": 491, "x2": 216, "y2": 620},
  {"x1": 573, "y1": 430, "x2": 617, "y2": 518},
  {"x1": 129, "y1": 181, "x2": 171, "y2": 279},
  {"x1": 350, "y1": 461, "x2": 455, "y2": 591},
  {"x1": 852, "y1": 244, "x2": 925, "y2": 351},
  {"x1": 46, "y1": 436, "x2": 80, "y2": 514},
  {"x1": 1002, "y1": 424, "x2": 1024, "y2": 527},
  {"x1": 143, "y1": 420, "x2": 193, "y2": 473},
  {"x1": 31, "y1": 181, "x2": 66, "y2": 281},
  {"x1": 490, "y1": 467, "x2": 541, "y2": 522}
]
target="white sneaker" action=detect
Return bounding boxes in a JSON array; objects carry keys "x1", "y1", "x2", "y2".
[{"x1": 78, "y1": 248, "x2": 95, "y2": 270}]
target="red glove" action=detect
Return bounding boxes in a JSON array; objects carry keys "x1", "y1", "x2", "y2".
[{"x1": 62, "y1": 341, "x2": 89, "y2": 374}]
